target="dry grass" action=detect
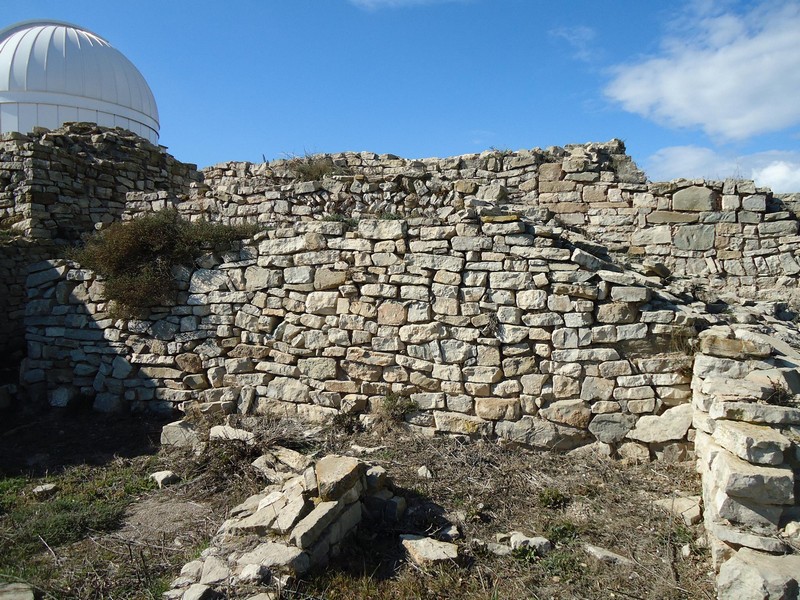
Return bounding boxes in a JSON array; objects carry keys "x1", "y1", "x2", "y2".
[
  {"x1": 288, "y1": 431, "x2": 714, "y2": 600},
  {"x1": 1, "y1": 420, "x2": 714, "y2": 599}
]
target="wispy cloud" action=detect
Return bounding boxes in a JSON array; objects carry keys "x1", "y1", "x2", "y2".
[
  {"x1": 549, "y1": 26, "x2": 597, "y2": 62},
  {"x1": 349, "y1": 0, "x2": 469, "y2": 9},
  {"x1": 645, "y1": 145, "x2": 800, "y2": 192},
  {"x1": 605, "y1": 1, "x2": 800, "y2": 140}
]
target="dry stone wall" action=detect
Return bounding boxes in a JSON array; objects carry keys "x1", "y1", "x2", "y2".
[
  {"x1": 0, "y1": 124, "x2": 200, "y2": 377},
  {"x1": 0, "y1": 123, "x2": 199, "y2": 240},
  {"x1": 24, "y1": 211, "x2": 697, "y2": 457},
  {"x1": 692, "y1": 325, "x2": 800, "y2": 598},
  {"x1": 5, "y1": 124, "x2": 800, "y2": 381},
  {"x1": 130, "y1": 142, "x2": 800, "y2": 302}
]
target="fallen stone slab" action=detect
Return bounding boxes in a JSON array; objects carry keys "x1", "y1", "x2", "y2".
[
  {"x1": 508, "y1": 531, "x2": 552, "y2": 555},
  {"x1": 237, "y1": 542, "x2": 310, "y2": 575},
  {"x1": 160, "y1": 419, "x2": 199, "y2": 447},
  {"x1": 272, "y1": 493, "x2": 310, "y2": 534},
  {"x1": 209, "y1": 425, "x2": 256, "y2": 446},
  {"x1": 486, "y1": 542, "x2": 513, "y2": 556},
  {"x1": 150, "y1": 470, "x2": 180, "y2": 488},
  {"x1": 717, "y1": 547, "x2": 800, "y2": 600},
  {"x1": 290, "y1": 500, "x2": 344, "y2": 549},
  {"x1": 227, "y1": 504, "x2": 282, "y2": 536},
  {"x1": 401, "y1": 535, "x2": 459, "y2": 565},
  {"x1": 31, "y1": 483, "x2": 58, "y2": 498},
  {"x1": 626, "y1": 404, "x2": 693, "y2": 444},
  {"x1": 0, "y1": 583, "x2": 35, "y2": 600},
  {"x1": 272, "y1": 446, "x2": 313, "y2": 471},
  {"x1": 653, "y1": 495, "x2": 702, "y2": 526},
  {"x1": 315, "y1": 455, "x2": 364, "y2": 501},
  {"x1": 199, "y1": 555, "x2": 230, "y2": 585},
  {"x1": 583, "y1": 543, "x2": 635, "y2": 567},
  {"x1": 182, "y1": 584, "x2": 219, "y2": 600}
]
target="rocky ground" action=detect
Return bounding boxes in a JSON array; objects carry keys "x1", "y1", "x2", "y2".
[{"x1": 0, "y1": 409, "x2": 714, "y2": 599}]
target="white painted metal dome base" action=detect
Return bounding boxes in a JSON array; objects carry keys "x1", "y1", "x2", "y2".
[{"x1": 0, "y1": 20, "x2": 159, "y2": 143}]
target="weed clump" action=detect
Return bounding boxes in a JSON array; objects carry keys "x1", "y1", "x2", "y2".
[
  {"x1": 71, "y1": 210, "x2": 257, "y2": 317},
  {"x1": 378, "y1": 393, "x2": 418, "y2": 424},
  {"x1": 323, "y1": 212, "x2": 359, "y2": 229},
  {"x1": 537, "y1": 487, "x2": 570, "y2": 510},
  {"x1": 289, "y1": 154, "x2": 351, "y2": 182},
  {"x1": 0, "y1": 459, "x2": 155, "y2": 578}
]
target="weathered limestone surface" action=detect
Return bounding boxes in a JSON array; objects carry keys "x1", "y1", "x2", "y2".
[
  {"x1": 8, "y1": 124, "x2": 800, "y2": 598},
  {"x1": 23, "y1": 202, "x2": 699, "y2": 458},
  {"x1": 165, "y1": 452, "x2": 406, "y2": 598},
  {"x1": 693, "y1": 326, "x2": 800, "y2": 596}
]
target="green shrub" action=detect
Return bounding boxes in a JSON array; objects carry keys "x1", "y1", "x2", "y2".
[
  {"x1": 72, "y1": 210, "x2": 257, "y2": 317},
  {"x1": 538, "y1": 549, "x2": 581, "y2": 578},
  {"x1": 537, "y1": 487, "x2": 570, "y2": 510},
  {"x1": 289, "y1": 154, "x2": 351, "y2": 182},
  {"x1": 545, "y1": 519, "x2": 580, "y2": 544},
  {"x1": 294, "y1": 156, "x2": 334, "y2": 181}
]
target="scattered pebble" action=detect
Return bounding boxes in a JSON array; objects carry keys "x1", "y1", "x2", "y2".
[{"x1": 417, "y1": 465, "x2": 434, "y2": 479}]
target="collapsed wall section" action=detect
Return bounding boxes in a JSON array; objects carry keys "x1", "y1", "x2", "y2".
[{"x1": 24, "y1": 212, "x2": 697, "y2": 457}]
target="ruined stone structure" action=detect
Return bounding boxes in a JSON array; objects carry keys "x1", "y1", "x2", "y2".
[
  {"x1": 3, "y1": 123, "x2": 800, "y2": 597},
  {"x1": 0, "y1": 124, "x2": 198, "y2": 380}
]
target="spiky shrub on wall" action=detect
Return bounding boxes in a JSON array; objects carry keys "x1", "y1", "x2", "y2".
[{"x1": 72, "y1": 210, "x2": 257, "y2": 317}]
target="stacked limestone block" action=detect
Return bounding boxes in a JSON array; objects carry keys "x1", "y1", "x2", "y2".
[
  {"x1": 0, "y1": 241, "x2": 53, "y2": 373},
  {"x1": 164, "y1": 453, "x2": 403, "y2": 599},
  {"x1": 24, "y1": 208, "x2": 696, "y2": 456},
  {"x1": 0, "y1": 123, "x2": 199, "y2": 240},
  {"x1": 0, "y1": 123, "x2": 199, "y2": 379},
  {"x1": 184, "y1": 142, "x2": 800, "y2": 300},
  {"x1": 627, "y1": 182, "x2": 800, "y2": 300},
  {"x1": 692, "y1": 325, "x2": 800, "y2": 598}
]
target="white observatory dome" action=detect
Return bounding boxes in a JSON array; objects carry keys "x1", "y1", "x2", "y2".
[{"x1": 0, "y1": 20, "x2": 159, "y2": 143}]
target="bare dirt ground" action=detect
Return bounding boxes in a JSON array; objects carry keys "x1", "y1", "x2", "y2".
[{"x1": 0, "y1": 412, "x2": 715, "y2": 599}]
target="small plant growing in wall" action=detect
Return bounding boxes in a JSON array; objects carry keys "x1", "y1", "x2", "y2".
[
  {"x1": 322, "y1": 212, "x2": 358, "y2": 229},
  {"x1": 378, "y1": 392, "x2": 418, "y2": 424},
  {"x1": 71, "y1": 210, "x2": 257, "y2": 317},
  {"x1": 288, "y1": 153, "x2": 352, "y2": 182}
]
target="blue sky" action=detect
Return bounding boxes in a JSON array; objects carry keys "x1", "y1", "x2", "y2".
[{"x1": 6, "y1": 0, "x2": 800, "y2": 191}]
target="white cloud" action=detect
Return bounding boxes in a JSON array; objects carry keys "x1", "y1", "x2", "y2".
[
  {"x1": 644, "y1": 146, "x2": 800, "y2": 193},
  {"x1": 349, "y1": 0, "x2": 467, "y2": 9},
  {"x1": 605, "y1": 1, "x2": 800, "y2": 140},
  {"x1": 751, "y1": 160, "x2": 800, "y2": 193},
  {"x1": 549, "y1": 26, "x2": 597, "y2": 62}
]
